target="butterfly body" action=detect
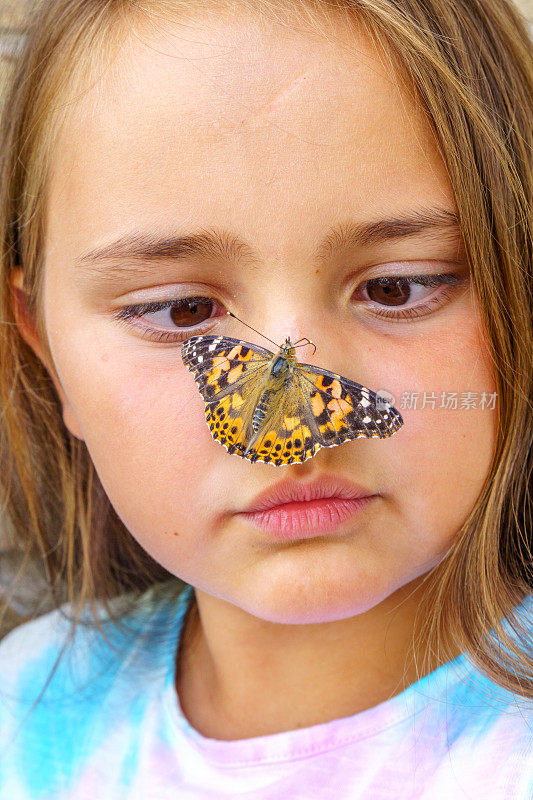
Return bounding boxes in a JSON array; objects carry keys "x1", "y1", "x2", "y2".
[
  {"x1": 181, "y1": 333, "x2": 403, "y2": 466},
  {"x1": 251, "y1": 338, "x2": 298, "y2": 433}
]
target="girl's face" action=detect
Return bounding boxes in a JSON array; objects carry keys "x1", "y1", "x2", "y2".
[{"x1": 14, "y1": 12, "x2": 496, "y2": 623}]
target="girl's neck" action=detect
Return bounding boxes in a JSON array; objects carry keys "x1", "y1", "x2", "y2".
[{"x1": 173, "y1": 583, "x2": 460, "y2": 742}]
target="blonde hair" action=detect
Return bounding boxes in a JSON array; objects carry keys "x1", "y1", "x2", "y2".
[{"x1": 0, "y1": 0, "x2": 531, "y2": 701}]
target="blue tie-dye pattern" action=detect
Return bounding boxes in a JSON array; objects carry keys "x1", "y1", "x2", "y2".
[
  {"x1": 118, "y1": 692, "x2": 151, "y2": 789},
  {"x1": 443, "y1": 597, "x2": 533, "y2": 752},
  {"x1": 0, "y1": 581, "x2": 189, "y2": 798},
  {"x1": 13, "y1": 619, "x2": 135, "y2": 796},
  {"x1": 440, "y1": 666, "x2": 524, "y2": 752},
  {"x1": 0, "y1": 584, "x2": 531, "y2": 800},
  {"x1": 8, "y1": 643, "x2": 72, "y2": 798}
]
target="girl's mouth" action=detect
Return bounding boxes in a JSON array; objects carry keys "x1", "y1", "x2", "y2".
[{"x1": 239, "y1": 495, "x2": 377, "y2": 539}]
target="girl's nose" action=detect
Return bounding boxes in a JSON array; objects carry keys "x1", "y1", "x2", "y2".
[{"x1": 246, "y1": 305, "x2": 335, "y2": 368}]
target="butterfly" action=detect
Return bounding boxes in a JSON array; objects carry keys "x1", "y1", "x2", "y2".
[{"x1": 181, "y1": 318, "x2": 403, "y2": 466}]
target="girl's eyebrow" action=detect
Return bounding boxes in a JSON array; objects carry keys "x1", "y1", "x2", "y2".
[{"x1": 75, "y1": 205, "x2": 460, "y2": 277}]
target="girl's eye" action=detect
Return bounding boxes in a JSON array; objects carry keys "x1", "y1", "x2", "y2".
[
  {"x1": 353, "y1": 272, "x2": 468, "y2": 322},
  {"x1": 112, "y1": 272, "x2": 468, "y2": 343},
  {"x1": 112, "y1": 296, "x2": 221, "y2": 343}
]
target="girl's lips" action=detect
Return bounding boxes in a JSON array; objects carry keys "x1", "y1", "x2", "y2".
[
  {"x1": 240, "y1": 474, "x2": 374, "y2": 513},
  {"x1": 239, "y1": 495, "x2": 376, "y2": 539}
]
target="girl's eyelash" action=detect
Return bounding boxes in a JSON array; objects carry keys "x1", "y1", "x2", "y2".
[
  {"x1": 361, "y1": 272, "x2": 467, "y2": 322},
  {"x1": 112, "y1": 295, "x2": 219, "y2": 344},
  {"x1": 112, "y1": 272, "x2": 468, "y2": 343}
]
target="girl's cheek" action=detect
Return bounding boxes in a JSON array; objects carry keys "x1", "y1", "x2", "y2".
[
  {"x1": 57, "y1": 350, "x2": 218, "y2": 545},
  {"x1": 92, "y1": 364, "x2": 207, "y2": 457},
  {"x1": 50, "y1": 328, "x2": 211, "y2": 466}
]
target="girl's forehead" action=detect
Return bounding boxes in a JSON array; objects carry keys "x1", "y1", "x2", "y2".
[{"x1": 45, "y1": 13, "x2": 452, "y2": 268}]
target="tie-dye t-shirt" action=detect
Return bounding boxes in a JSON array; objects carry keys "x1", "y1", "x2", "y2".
[{"x1": 0, "y1": 581, "x2": 531, "y2": 800}]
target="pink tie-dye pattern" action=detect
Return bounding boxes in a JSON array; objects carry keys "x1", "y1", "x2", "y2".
[{"x1": 0, "y1": 582, "x2": 531, "y2": 799}]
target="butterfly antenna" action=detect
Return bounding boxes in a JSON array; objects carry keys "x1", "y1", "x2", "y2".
[
  {"x1": 293, "y1": 338, "x2": 316, "y2": 356},
  {"x1": 226, "y1": 310, "x2": 280, "y2": 348}
]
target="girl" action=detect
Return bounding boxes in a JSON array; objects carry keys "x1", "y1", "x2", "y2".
[{"x1": 0, "y1": 0, "x2": 531, "y2": 797}]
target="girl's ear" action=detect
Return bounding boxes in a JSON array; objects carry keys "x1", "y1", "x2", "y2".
[
  {"x1": 9, "y1": 268, "x2": 48, "y2": 367},
  {"x1": 9, "y1": 268, "x2": 85, "y2": 442}
]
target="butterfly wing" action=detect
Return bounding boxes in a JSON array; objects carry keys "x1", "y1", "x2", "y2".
[
  {"x1": 241, "y1": 361, "x2": 403, "y2": 466},
  {"x1": 239, "y1": 378, "x2": 323, "y2": 464},
  {"x1": 182, "y1": 334, "x2": 403, "y2": 467},
  {"x1": 181, "y1": 334, "x2": 274, "y2": 401},
  {"x1": 181, "y1": 334, "x2": 275, "y2": 455},
  {"x1": 295, "y1": 361, "x2": 403, "y2": 444}
]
